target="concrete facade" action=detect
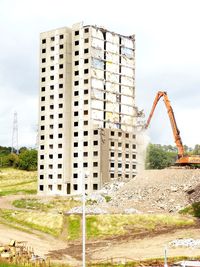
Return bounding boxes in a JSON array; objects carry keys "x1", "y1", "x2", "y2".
[{"x1": 38, "y1": 22, "x2": 139, "y2": 196}]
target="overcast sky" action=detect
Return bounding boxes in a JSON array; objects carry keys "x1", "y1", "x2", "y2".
[{"x1": 0, "y1": 0, "x2": 200, "y2": 148}]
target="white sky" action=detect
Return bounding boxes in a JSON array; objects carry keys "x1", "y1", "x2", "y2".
[{"x1": 0, "y1": 0, "x2": 200, "y2": 148}]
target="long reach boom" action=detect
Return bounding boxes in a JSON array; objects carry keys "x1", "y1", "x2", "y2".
[
  {"x1": 145, "y1": 91, "x2": 200, "y2": 166},
  {"x1": 145, "y1": 91, "x2": 184, "y2": 158}
]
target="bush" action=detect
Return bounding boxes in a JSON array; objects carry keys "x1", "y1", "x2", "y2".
[
  {"x1": 18, "y1": 149, "x2": 37, "y2": 171},
  {"x1": 104, "y1": 195, "x2": 112, "y2": 202},
  {"x1": 3, "y1": 153, "x2": 19, "y2": 167},
  {"x1": 179, "y1": 202, "x2": 200, "y2": 217}
]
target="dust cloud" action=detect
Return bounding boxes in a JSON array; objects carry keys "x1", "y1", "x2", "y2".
[{"x1": 135, "y1": 129, "x2": 150, "y2": 172}]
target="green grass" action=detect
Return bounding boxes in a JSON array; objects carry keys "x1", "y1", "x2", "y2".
[
  {"x1": 66, "y1": 214, "x2": 81, "y2": 240},
  {"x1": 179, "y1": 202, "x2": 200, "y2": 217},
  {"x1": 0, "y1": 263, "x2": 25, "y2": 267},
  {"x1": 0, "y1": 263, "x2": 70, "y2": 267},
  {"x1": 89, "y1": 255, "x2": 200, "y2": 266},
  {"x1": 12, "y1": 197, "x2": 81, "y2": 212},
  {"x1": 0, "y1": 260, "x2": 36, "y2": 267},
  {"x1": 86, "y1": 214, "x2": 195, "y2": 238},
  {"x1": 0, "y1": 212, "x2": 194, "y2": 241},
  {"x1": 0, "y1": 168, "x2": 37, "y2": 196},
  {"x1": 0, "y1": 209, "x2": 63, "y2": 236},
  {"x1": 12, "y1": 199, "x2": 54, "y2": 211},
  {"x1": 49, "y1": 197, "x2": 81, "y2": 212},
  {"x1": 66, "y1": 214, "x2": 195, "y2": 240}
]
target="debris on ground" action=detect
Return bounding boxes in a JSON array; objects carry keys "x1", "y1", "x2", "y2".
[
  {"x1": 0, "y1": 239, "x2": 47, "y2": 265},
  {"x1": 169, "y1": 238, "x2": 200, "y2": 248},
  {"x1": 107, "y1": 169, "x2": 200, "y2": 213},
  {"x1": 99, "y1": 181, "x2": 125, "y2": 195},
  {"x1": 67, "y1": 206, "x2": 108, "y2": 214},
  {"x1": 70, "y1": 169, "x2": 200, "y2": 214}
]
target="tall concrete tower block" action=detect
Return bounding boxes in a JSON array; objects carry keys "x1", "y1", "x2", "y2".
[{"x1": 38, "y1": 22, "x2": 139, "y2": 196}]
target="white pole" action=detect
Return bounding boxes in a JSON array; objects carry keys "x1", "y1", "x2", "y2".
[
  {"x1": 82, "y1": 173, "x2": 86, "y2": 267},
  {"x1": 164, "y1": 246, "x2": 168, "y2": 267}
]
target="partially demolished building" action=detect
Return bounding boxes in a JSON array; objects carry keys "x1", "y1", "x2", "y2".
[{"x1": 38, "y1": 22, "x2": 140, "y2": 195}]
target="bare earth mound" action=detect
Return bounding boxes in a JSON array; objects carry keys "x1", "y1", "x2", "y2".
[{"x1": 109, "y1": 169, "x2": 200, "y2": 213}]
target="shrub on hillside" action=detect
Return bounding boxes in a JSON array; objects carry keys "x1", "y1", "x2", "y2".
[
  {"x1": 2, "y1": 153, "x2": 19, "y2": 167},
  {"x1": 18, "y1": 149, "x2": 37, "y2": 171}
]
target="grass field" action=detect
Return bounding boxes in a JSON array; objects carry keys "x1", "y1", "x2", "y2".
[
  {"x1": 0, "y1": 263, "x2": 24, "y2": 267},
  {"x1": 0, "y1": 168, "x2": 37, "y2": 196},
  {"x1": 89, "y1": 255, "x2": 200, "y2": 267},
  {"x1": 0, "y1": 209, "x2": 63, "y2": 236},
  {"x1": 66, "y1": 213, "x2": 195, "y2": 240},
  {"x1": 0, "y1": 209, "x2": 195, "y2": 240},
  {"x1": 12, "y1": 197, "x2": 81, "y2": 212}
]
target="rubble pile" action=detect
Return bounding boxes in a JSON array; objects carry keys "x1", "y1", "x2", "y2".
[
  {"x1": 67, "y1": 182, "x2": 125, "y2": 214},
  {"x1": 99, "y1": 181, "x2": 125, "y2": 195},
  {"x1": 67, "y1": 206, "x2": 108, "y2": 214},
  {"x1": 108, "y1": 169, "x2": 200, "y2": 213},
  {"x1": 169, "y1": 238, "x2": 200, "y2": 248},
  {"x1": 69, "y1": 169, "x2": 200, "y2": 214}
]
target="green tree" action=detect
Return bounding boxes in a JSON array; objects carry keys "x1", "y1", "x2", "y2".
[
  {"x1": 19, "y1": 146, "x2": 28, "y2": 154},
  {"x1": 193, "y1": 144, "x2": 200, "y2": 155},
  {"x1": 18, "y1": 149, "x2": 37, "y2": 171},
  {"x1": 0, "y1": 153, "x2": 19, "y2": 167},
  {"x1": 145, "y1": 144, "x2": 176, "y2": 169},
  {"x1": 0, "y1": 146, "x2": 11, "y2": 156},
  {"x1": 6, "y1": 153, "x2": 19, "y2": 167}
]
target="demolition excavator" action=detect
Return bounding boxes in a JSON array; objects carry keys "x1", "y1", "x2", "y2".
[{"x1": 145, "y1": 91, "x2": 200, "y2": 166}]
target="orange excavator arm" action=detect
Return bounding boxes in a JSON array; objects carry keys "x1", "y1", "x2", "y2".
[{"x1": 145, "y1": 91, "x2": 184, "y2": 158}]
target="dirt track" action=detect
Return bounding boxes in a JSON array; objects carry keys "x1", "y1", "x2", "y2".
[
  {"x1": 89, "y1": 228, "x2": 200, "y2": 261},
  {"x1": 47, "y1": 227, "x2": 200, "y2": 264},
  {"x1": 0, "y1": 223, "x2": 81, "y2": 266},
  {"x1": 1, "y1": 220, "x2": 200, "y2": 266},
  {"x1": 1, "y1": 167, "x2": 200, "y2": 266}
]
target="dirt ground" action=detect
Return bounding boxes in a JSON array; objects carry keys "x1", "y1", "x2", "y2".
[
  {"x1": 88, "y1": 228, "x2": 200, "y2": 261},
  {"x1": 1, "y1": 174, "x2": 200, "y2": 267},
  {"x1": 1, "y1": 220, "x2": 200, "y2": 267},
  {"x1": 0, "y1": 223, "x2": 81, "y2": 266},
  {"x1": 47, "y1": 227, "x2": 200, "y2": 263}
]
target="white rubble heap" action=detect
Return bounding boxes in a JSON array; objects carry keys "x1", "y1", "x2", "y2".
[
  {"x1": 169, "y1": 239, "x2": 200, "y2": 248},
  {"x1": 98, "y1": 181, "x2": 125, "y2": 195},
  {"x1": 67, "y1": 206, "x2": 108, "y2": 214},
  {"x1": 68, "y1": 169, "x2": 200, "y2": 214},
  {"x1": 109, "y1": 169, "x2": 200, "y2": 213},
  {"x1": 68, "y1": 181, "x2": 125, "y2": 214}
]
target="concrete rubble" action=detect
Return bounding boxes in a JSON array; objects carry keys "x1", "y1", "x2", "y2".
[
  {"x1": 99, "y1": 181, "x2": 125, "y2": 195},
  {"x1": 107, "y1": 169, "x2": 200, "y2": 213},
  {"x1": 169, "y1": 238, "x2": 200, "y2": 248},
  {"x1": 67, "y1": 206, "x2": 108, "y2": 214},
  {"x1": 70, "y1": 169, "x2": 200, "y2": 214},
  {"x1": 67, "y1": 182, "x2": 125, "y2": 214}
]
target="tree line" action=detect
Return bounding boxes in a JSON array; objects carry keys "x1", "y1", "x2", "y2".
[
  {"x1": 145, "y1": 144, "x2": 200, "y2": 169},
  {"x1": 1, "y1": 143, "x2": 200, "y2": 171},
  {"x1": 0, "y1": 146, "x2": 37, "y2": 171}
]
